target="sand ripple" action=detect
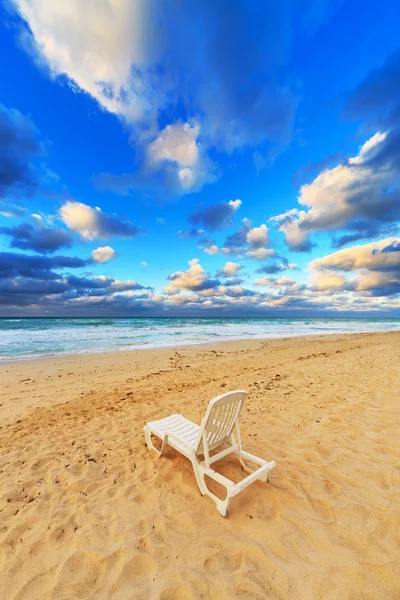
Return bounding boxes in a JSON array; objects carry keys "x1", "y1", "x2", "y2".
[{"x1": 0, "y1": 333, "x2": 399, "y2": 599}]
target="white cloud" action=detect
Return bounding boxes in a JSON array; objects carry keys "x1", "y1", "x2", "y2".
[
  {"x1": 13, "y1": 0, "x2": 152, "y2": 121},
  {"x1": 246, "y1": 248, "x2": 275, "y2": 260},
  {"x1": 308, "y1": 238, "x2": 400, "y2": 296},
  {"x1": 229, "y1": 199, "x2": 242, "y2": 211},
  {"x1": 246, "y1": 224, "x2": 268, "y2": 248},
  {"x1": 110, "y1": 279, "x2": 143, "y2": 292},
  {"x1": 141, "y1": 261, "x2": 148, "y2": 268},
  {"x1": 11, "y1": 1, "x2": 307, "y2": 198},
  {"x1": 146, "y1": 122, "x2": 217, "y2": 193},
  {"x1": 59, "y1": 201, "x2": 141, "y2": 239},
  {"x1": 270, "y1": 132, "x2": 399, "y2": 249},
  {"x1": 254, "y1": 276, "x2": 274, "y2": 286},
  {"x1": 165, "y1": 258, "x2": 219, "y2": 295},
  {"x1": 149, "y1": 123, "x2": 199, "y2": 168},
  {"x1": 91, "y1": 245, "x2": 117, "y2": 264},
  {"x1": 203, "y1": 243, "x2": 274, "y2": 261},
  {"x1": 218, "y1": 262, "x2": 242, "y2": 276},
  {"x1": 204, "y1": 245, "x2": 220, "y2": 256},
  {"x1": 309, "y1": 271, "x2": 346, "y2": 291},
  {"x1": 201, "y1": 218, "x2": 274, "y2": 261},
  {"x1": 310, "y1": 238, "x2": 400, "y2": 272}
]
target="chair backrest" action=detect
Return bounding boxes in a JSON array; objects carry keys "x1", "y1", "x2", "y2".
[{"x1": 195, "y1": 390, "x2": 247, "y2": 455}]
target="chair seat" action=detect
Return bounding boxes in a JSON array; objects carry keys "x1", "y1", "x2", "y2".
[{"x1": 147, "y1": 414, "x2": 200, "y2": 448}]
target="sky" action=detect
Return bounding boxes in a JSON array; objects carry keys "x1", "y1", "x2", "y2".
[{"x1": 0, "y1": 0, "x2": 400, "y2": 317}]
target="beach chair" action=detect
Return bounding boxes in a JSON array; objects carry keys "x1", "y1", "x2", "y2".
[{"x1": 144, "y1": 390, "x2": 275, "y2": 516}]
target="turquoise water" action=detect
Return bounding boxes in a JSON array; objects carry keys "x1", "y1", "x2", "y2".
[{"x1": 0, "y1": 317, "x2": 399, "y2": 363}]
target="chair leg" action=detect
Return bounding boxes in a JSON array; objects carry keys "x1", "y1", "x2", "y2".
[
  {"x1": 195, "y1": 463, "x2": 232, "y2": 517},
  {"x1": 144, "y1": 426, "x2": 166, "y2": 457},
  {"x1": 191, "y1": 458, "x2": 207, "y2": 497}
]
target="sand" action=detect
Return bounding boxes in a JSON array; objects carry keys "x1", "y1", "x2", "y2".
[{"x1": 0, "y1": 331, "x2": 399, "y2": 600}]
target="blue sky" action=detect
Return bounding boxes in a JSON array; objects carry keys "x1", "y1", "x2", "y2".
[{"x1": 0, "y1": 0, "x2": 399, "y2": 316}]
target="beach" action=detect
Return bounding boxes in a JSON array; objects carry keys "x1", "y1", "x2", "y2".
[{"x1": 0, "y1": 331, "x2": 399, "y2": 599}]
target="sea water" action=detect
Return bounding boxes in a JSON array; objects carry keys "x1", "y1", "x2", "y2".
[{"x1": 0, "y1": 317, "x2": 399, "y2": 363}]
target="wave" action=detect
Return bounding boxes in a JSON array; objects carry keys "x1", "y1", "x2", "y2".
[{"x1": 0, "y1": 317, "x2": 399, "y2": 363}]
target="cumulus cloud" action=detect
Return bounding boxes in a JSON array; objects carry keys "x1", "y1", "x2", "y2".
[
  {"x1": 270, "y1": 132, "x2": 400, "y2": 250},
  {"x1": 189, "y1": 199, "x2": 241, "y2": 231},
  {"x1": 147, "y1": 123, "x2": 216, "y2": 193},
  {"x1": 0, "y1": 249, "x2": 152, "y2": 315},
  {"x1": 310, "y1": 238, "x2": 400, "y2": 272},
  {"x1": 309, "y1": 271, "x2": 346, "y2": 292},
  {"x1": 272, "y1": 50, "x2": 400, "y2": 252},
  {"x1": 246, "y1": 224, "x2": 269, "y2": 248},
  {"x1": 2, "y1": 244, "x2": 399, "y2": 316},
  {"x1": 165, "y1": 258, "x2": 220, "y2": 295},
  {"x1": 309, "y1": 237, "x2": 400, "y2": 297},
  {"x1": 254, "y1": 276, "x2": 274, "y2": 286},
  {"x1": 246, "y1": 248, "x2": 275, "y2": 260},
  {"x1": 91, "y1": 246, "x2": 117, "y2": 264},
  {"x1": 94, "y1": 122, "x2": 218, "y2": 197},
  {"x1": 59, "y1": 201, "x2": 143, "y2": 240},
  {"x1": 0, "y1": 222, "x2": 72, "y2": 253},
  {"x1": 141, "y1": 261, "x2": 148, "y2": 268},
  {"x1": 216, "y1": 262, "x2": 242, "y2": 277},
  {"x1": 202, "y1": 217, "x2": 274, "y2": 261}
]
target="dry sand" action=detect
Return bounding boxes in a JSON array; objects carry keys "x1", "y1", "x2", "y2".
[{"x1": 0, "y1": 332, "x2": 399, "y2": 600}]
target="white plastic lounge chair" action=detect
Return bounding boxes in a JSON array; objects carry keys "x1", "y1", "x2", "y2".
[{"x1": 144, "y1": 390, "x2": 275, "y2": 516}]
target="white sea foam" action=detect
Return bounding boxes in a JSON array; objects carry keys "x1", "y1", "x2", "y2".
[{"x1": 0, "y1": 317, "x2": 399, "y2": 363}]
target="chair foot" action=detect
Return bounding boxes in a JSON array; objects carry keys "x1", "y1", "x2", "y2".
[{"x1": 217, "y1": 499, "x2": 231, "y2": 517}]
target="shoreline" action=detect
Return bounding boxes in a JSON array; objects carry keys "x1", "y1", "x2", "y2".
[
  {"x1": 1, "y1": 330, "x2": 399, "y2": 423},
  {"x1": 1, "y1": 326, "x2": 399, "y2": 366}
]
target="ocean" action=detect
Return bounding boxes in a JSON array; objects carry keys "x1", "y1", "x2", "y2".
[{"x1": 0, "y1": 317, "x2": 399, "y2": 363}]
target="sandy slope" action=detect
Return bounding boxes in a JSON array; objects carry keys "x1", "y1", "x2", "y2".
[{"x1": 0, "y1": 332, "x2": 399, "y2": 600}]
